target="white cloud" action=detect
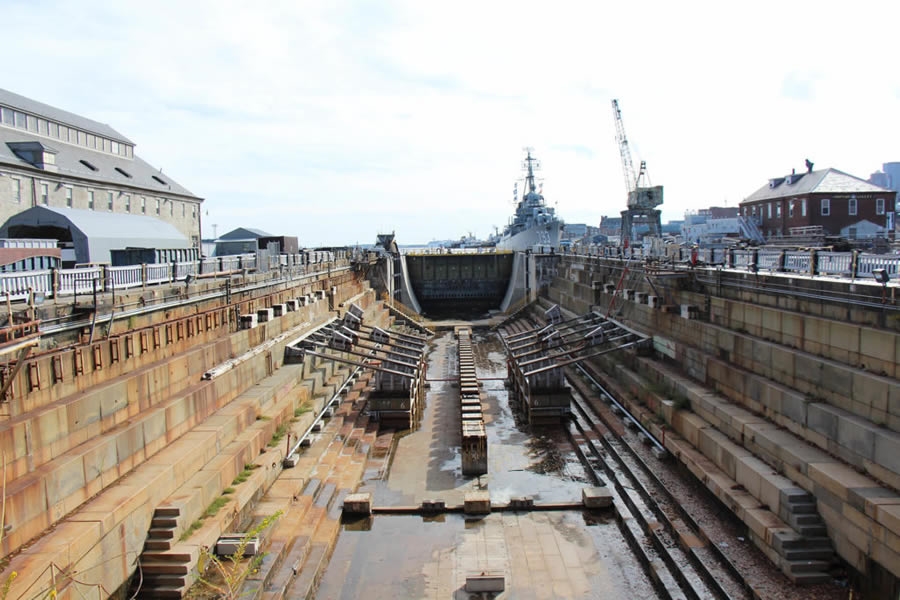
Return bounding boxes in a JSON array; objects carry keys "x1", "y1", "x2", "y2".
[{"x1": 5, "y1": 0, "x2": 899, "y2": 244}]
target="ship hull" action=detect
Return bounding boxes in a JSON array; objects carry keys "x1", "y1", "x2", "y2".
[{"x1": 496, "y1": 220, "x2": 562, "y2": 252}]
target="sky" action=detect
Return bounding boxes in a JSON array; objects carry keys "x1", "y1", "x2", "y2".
[{"x1": 3, "y1": 0, "x2": 899, "y2": 246}]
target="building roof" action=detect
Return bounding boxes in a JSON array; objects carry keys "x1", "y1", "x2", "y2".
[
  {"x1": 3, "y1": 205, "x2": 188, "y2": 242},
  {"x1": 219, "y1": 227, "x2": 272, "y2": 240},
  {"x1": 0, "y1": 127, "x2": 200, "y2": 200},
  {"x1": 0, "y1": 88, "x2": 133, "y2": 144},
  {"x1": 743, "y1": 168, "x2": 891, "y2": 203}
]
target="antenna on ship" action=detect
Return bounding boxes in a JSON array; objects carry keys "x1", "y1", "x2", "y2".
[{"x1": 521, "y1": 146, "x2": 541, "y2": 194}]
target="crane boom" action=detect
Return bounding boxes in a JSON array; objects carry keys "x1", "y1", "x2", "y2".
[{"x1": 612, "y1": 99, "x2": 637, "y2": 197}]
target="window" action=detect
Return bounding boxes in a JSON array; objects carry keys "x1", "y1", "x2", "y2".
[
  {"x1": 752, "y1": 205, "x2": 757, "y2": 216},
  {"x1": 14, "y1": 111, "x2": 26, "y2": 128},
  {"x1": 767, "y1": 203, "x2": 772, "y2": 219},
  {"x1": 59, "y1": 125, "x2": 69, "y2": 142},
  {"x1": 169, "y1": 200, "x2": 174, "y2": 216},
  {"x1": 776, "y1": 203, "x2": 781, "y2": 217},
  {"x1": 876, "y1": 198, "x2": 885, "y2": 215},
  {"x1": 86, "y1": 134, "x2": 95, "y2": 149},
  {"x1": 821, "y1": 198, "x2": 830, "y2": 216},
  {"x1": 140, "y1": 196, "x2": 146, "y2": 214},
  {"x1": 182, "y1": 203, "x2": 186, "y2": 217},
  {"x1": 107, "y1": 191, "x2": 114, "y2": 211},
  {"x1": 40, "y1": 183, "x2": 48, "y2": 205},
  {"x1": 789, "y1": 201, "x2": 794, "y2": 218},
  {"x1": 11, "y1": 178, "x2": 21, "y2": 203},
  {"x1": 0, "y1": 107, "x2": 12, "y2": 125},
  {"x1": 111, "y1": 141, "x2": 119, "y2": 155},
  {"x1": 848, "y1": 197, "x2": 857, "y2": 216},
  {"x1": 38, "y1": 119, "x2": 48, "y2": 135},
  {"x1": 802, "y1": 198, "x2": 807, "y2": 217},
  {"x1": 80, "y1": 159, "x2": 98, "y2": 171},
  {"x1": 49, "y1": 122, "x2": 58, "y2": 138},
  {"x1": 65, "y1": 187, "x2": 73, "y2": 207},
  {"x1": 124, "y1": 194, "x2": 131, "y2": 212},
  {"x1": 155, "y1": 198, "x2": 160, "y2": 215},
  {"x1": 26, "y1": 115, "x2": 37, "y2": 132},
  {"x1": 88, "y1": 190, "x2": 95, "y2": 210},
  {"x1": 191, "y1": 205, "x2": 196, "y2": 220}
]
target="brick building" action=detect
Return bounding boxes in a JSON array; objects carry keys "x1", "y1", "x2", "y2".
[
  {"x1": 0, "y1": 88, "x2": 203, "y2": 249},
  {"x1": 740, "y1": 164, "x2": 894, "y2": 240}
]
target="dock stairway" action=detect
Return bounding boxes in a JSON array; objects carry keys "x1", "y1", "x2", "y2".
[
  {"x1": 135, "y1": 506, "x2": 192, "y2": 598},
  {"x1": 775, "y1": 489, "x2": 836, "y2": 584}
]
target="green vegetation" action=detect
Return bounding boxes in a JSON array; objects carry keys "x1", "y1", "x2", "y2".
[
  {"x1": 294, "y1": 405, "x2": 312, "y2": 417},
  {"x1": 232, "y1": 464, "x2": 258, "y2": 486},
  {"x1": 204, "y1": 496, "x2": 230, "y2": 519},
  {"x1": 268, "y1": 424, "x2": 289, "y2": 447},
  {"x1": 195, "y1": 511, "x2": 283, "y2": 599}
]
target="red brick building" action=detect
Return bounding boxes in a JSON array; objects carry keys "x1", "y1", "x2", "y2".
[{"x1": 740, "y1": 166, "x2": 895, "y2": 240}]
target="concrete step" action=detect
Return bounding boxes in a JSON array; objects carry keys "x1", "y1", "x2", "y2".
[
  {"x1": 143, "y1": 539, "x2": 172, "y2": 551},
  {"x1": 153, "y1": 506, "x2": 182, "y2": 518},
  {"x1": 798, "y1": 525, "x2": 828, "y2": 538},
  {"x1": 786, "y1": 559, "x2": 831, "y2": 574},
  {"x1": 148, "y1": 527, "x2": 176, "y2": 540},
  {"x1": 151, "y1": 517, "x2": 180, "y2": 529},
  {"x1": 315, "y1": 482, "x2": 337, "y2": 509},
  {"x1": 139, "y1": 573, "x2": 187, "y2": 588},
  {"x1": 140, "y1": 561, "x2": 190, "y2": 575},
  {"x1": 788, "y1": 513, "x2": 821, "y2": 527},
  {"x1": 789, "y1": 502, "x2": 818, "y2": 514},
  {"x1": 137, "y1": 585, "x2": 186, "y2": 599},
  {"x1": 783, "y1": 547, "x2": 835, "y2": 562},
  {"x1": 141, "y1": 551, "x2": 194, "y2": 563},
  {"x1": 287, "y1": 542, "x2": 329, "y2": 598},
  {"x1": 788, "y1": 571, "x2": 833, "y2": 585}
]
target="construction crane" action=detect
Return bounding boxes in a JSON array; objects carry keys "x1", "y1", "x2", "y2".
[{"x1": 610, "y1": 99, "x2": 663, "y2": 243}]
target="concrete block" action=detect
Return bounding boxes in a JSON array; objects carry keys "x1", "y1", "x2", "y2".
[
  {"x1": 837, "y1": 413, "x2": 877, "y2": 463},
  {"x1": 875, "y1": 431, "x2": 900, "y2": 480},
  {"x1": 582, "y1": 487, "x2": 613, "y2": 509},
  {"x1": 735, "y1": 455, "x2": 769, "y2": 500},
  {"x1": 807, "y1": 403, "x2": 839, "y2": 440},
  {"x1": 343, "y1": 492, "x2": 372, "y2": 515},
  {"x1": 464, "y1": 491, "x2": 491, "y2": 514},
  {"x1": 808, "y1": 462, "x2": 874, "y2": 503},
  {"x1": 780, "y1": 390, "x2": 809, "y2": 426},
  {"x1": 466, "y1": 574, "x2": 505, "y2": 593}
]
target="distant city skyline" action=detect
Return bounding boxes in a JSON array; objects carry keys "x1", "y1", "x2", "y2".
[{"x1": 4, "y1": 0, "x2": 898, "y2": 246}]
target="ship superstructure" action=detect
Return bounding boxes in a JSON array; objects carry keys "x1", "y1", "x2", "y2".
[{"x1": 497, "y1": 150, "x2": 562, "y2": 251}]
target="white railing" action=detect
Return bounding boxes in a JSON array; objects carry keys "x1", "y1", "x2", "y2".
[
  {"x1": 145, "y1": 263, "x2": 171, "y2": 285},
  {"x1": 174, "y1": 261, "x2": 198, "y2": 280},
  {"x1": 816, "y1": 252, "x2": 853, "y2": 276},
  {"x1": 783, "y1": 251, "x2": 811, "y2": 274},
  {"x1": 732, "y1": 250, "x2": 754, "y2": 269},
  {"x1": 857, "y1": 254, "x2": 900, "y2": 278},
  {"x1": 0, "y1": 270, "x2": 53, "y2": 300},
  {"x1": 756, "y1": 250, "x2": 782, "y2": 272},
  {"x1": 56, "y1": 267, "x2": 102, "y2": 296},
  {"x1": 106, "y1": 265, "x2": 144, "y2": 290}
]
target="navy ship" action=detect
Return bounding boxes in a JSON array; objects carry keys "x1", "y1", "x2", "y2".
[{"x1": 496, "y1": 150, "x2": 563, "y2": 251}]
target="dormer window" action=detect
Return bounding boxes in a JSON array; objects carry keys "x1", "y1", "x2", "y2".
[
  {"x1": 6, "y1": 141, "x2": 58, "y2": 171},
  {"x1": 115, "y1": 167, "x2": 132, "y2": 178},
  {"x1": 768, "y1": 177, "x2": 784, "y2": 188},
  {"x1": 80, "y1": 159, "x2": 98, "y2": 171},
  {"x1": 152, "y1": 174, "x2": 166, "y2": 185}
]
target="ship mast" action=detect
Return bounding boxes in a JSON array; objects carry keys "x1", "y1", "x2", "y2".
[{"x1": 521, "y1": 148, "x2": 541, "y2": 197}]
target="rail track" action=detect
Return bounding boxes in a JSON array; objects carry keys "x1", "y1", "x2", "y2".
[{"x1": 498, "y1": 316, "x2": 751, "y2": 600}]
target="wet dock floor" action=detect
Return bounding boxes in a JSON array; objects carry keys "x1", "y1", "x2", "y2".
[{"x1": 315, "y1": 330, "x2": 657, "y2": 599}]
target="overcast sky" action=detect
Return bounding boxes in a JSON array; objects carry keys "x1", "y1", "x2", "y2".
[{"x1": 5, "y1": 1, "x2": 899, "y2": 246}]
